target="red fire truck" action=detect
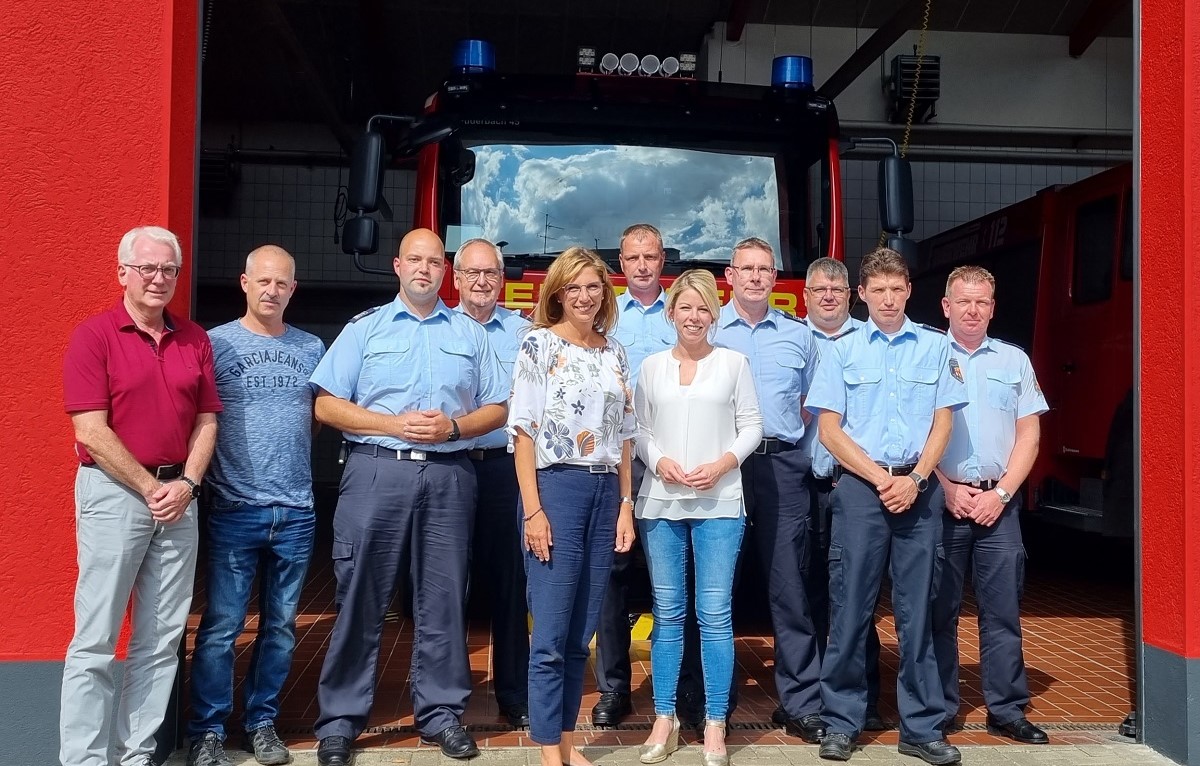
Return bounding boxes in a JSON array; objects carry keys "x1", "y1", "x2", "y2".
[
  {"x1": 344, "y1": 39, "x2": 911, "y2": 311},
  {"x1": 908, "y1": 163, "x2": 1134, "y2": 537}
]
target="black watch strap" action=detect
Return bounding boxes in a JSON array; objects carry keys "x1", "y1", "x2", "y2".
[
  {"x1": 448, "y1": 418, "x2": 461, "y2": 442},
  {"x1": 179, "y1": 476, "x2": 200, "y2": 499}
]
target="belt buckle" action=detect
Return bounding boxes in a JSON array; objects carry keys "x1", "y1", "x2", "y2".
[
  {"x1": 753, "y1": 442, "x2": 768, "y2": 455},
  {"x1": 154, "y1": 464, "x2": 177, "y2": 480},
  {"x1": 588, "y1": 464, "x2": 608, "y2": 474},
  {"x1": 408, "y1": 449, "x2": 428, "y2": 462}
]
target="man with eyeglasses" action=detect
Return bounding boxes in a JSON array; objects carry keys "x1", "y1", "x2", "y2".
[
  {"x1": 61, "y1": 226, "x2": 221, "y2": 766},
  {"x1": 799, "y1": 258, "x2": 886, "y2": 732},
  {"x1": 714, "y1": 237, "x2": 826, "y2": 744},
  {"x1": 309, "y1": 228, "x2": 508, "y2": 766},
  {"x1": 186, "y1": 245, "x2": 326, "y2": 766},
  {"x1": 591, "y1": 223, "x2": 679, "y2": 728},
  {"x1": 451, "y1": 238, "x2": 532, "y2": 729}
]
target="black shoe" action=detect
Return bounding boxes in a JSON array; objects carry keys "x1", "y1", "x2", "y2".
[
  {"x1": 818, "y1": 732, "x2": 854, "y2": 761},
  {"x1": 500, "y1": 702, "x2": 531, "y2": 729},
  {"x1": 244, "y1": 724, "x2": 290, "y2": 765},
  {"x1": 187, "y1": 732, "x2": 233, "y2": 766},
  {"x1": 676, "y1": 690, "x2": 704, "y2": 729},
  {"x1": 941, "y1": 717, "x2": 963, "y2": 736},
  {"x1": 987, "y1": 716, "x2": 1049, "y2": 744},
  {"x1": 592, "y1": 692, "x2": 632, "y2": 727},
  {"x1": 780, "y1": 711, "x2": 826, "y2": 744},
  {"x1": 422, "y1": 725, "x2": 480, "y2": 759},
  {"x1": 898, "y1": 739, "x2": 962, "y2": 765},
  {"x1": 316, "y1": 735, "x2": 351, "y2": 766},
  {"x1": 864, "y1": 707, "x2": 887, "y2": 731}
]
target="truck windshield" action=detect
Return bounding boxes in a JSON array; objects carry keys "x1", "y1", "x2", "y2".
[{"x1": 444, "y1": 142, "x2": 810, "y2": 270}]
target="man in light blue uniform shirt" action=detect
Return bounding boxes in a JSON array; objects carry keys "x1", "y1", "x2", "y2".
[
  {"x1": 593, "y1": 224, "x2": 678, "y2": 727},
  {"x1": 806, "y1": 248, "x2": 967, "y2": 765},
  {"x1": 451, "y1": 238, "x2": 532, "y2": 729},
  {"x1": 796, "y1": 257, "x2": 886, "y2": 733},
  {"x1": 189, "y1": 246, "x2": 324, "y2": 766},
  {"x1": 931, "y1": 266, "x2": 1050, "y2": 746},
  {"x1": 714, "y1": 237, "x2": 826, "y2": 744},
  {"x1": 309, "y1": 229, "x2": 508, "y2": 766}
]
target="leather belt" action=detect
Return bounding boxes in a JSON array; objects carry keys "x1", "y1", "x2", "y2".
[
  {"x1": 468, "y1": 447, "x2": 510, "y2": 461},
  {"x1": 833, "y1": 462, "x2": 919, "y2": 481},
  {"x1": 953, "y1": 478, "x2": 999, "y2": 490},
  {"x1": 547, "y1": 463, "x2": 618, "y2": 474},
  {"x1": 83, "y1": 462, "x2": 184, "y2": 480},
  {"x1": 350, "y1": 443, "x2": 466, "y2": 462},
  {"x1": 752, "y1": 438, "x2": 798, "y2": 455}
]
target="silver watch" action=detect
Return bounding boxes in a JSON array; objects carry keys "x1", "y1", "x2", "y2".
[{"x1": 994, "y1": 486, "x2": 1013, "y2": 504}]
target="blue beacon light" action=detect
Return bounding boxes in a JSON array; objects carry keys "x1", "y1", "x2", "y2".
[
  {"x1": 771, "y1": 55, "x2": 813, "y2": 89},
  {"x1": 453, "y1": 39, "x2": 496, "y2": 74}
]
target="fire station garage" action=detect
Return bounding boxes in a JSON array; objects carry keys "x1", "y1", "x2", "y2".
[{"x1": 2, "y1": 0, "x2": 1197, "y2": 764}]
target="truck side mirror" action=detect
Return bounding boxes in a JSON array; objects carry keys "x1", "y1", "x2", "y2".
[
  {"x1": 886, "y1": 234, "x2": 919, "y2": 270},
  {"x1": 341, "y1": 215, "x2": 378, "y2": 256},
  {"x1": 448, "y1": 143, "x2": 476, "y2": 187},
  {"x1": 878, "y1": 154, "x2": 914, "y2": 234},
  {"x1": 348, "y1": 131, "x2": 386, "y2": 213}
]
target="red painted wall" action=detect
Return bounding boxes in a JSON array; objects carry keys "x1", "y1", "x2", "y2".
[
  {"x1": 0, "y1": 0, "x2": 197, "y2": 661},
  {"x1": 1140, "y1": 0, "x2": 1200, "y2": 658}
]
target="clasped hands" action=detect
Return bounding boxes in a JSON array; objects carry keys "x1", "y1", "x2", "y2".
[
  {"x1": 942, "y1": 481, "x2": 1005, "y2": 527},
  {"x1": 655, "y1": 455, "x2": 736, "y2": 492}
]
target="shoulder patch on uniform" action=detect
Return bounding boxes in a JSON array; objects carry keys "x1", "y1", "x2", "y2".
[
  {"x1": 832, "y1": 326, "x2": 858, "y2": 340},
  {"x1": 991, "y1": 337, "x2": 1029, "y2": 353},
  {"x1": 918, "y1": 323, "x2": 946, "y2": 334},
  {"x1": 349, "y1": 306, "x2": 381, "y2": 323},
  {"x1": 776, "y1": 310, "x2": 804, "y2": 323}
]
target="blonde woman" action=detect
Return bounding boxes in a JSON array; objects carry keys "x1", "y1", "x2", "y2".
[
  {"x1": 633, "y1": 270, "x2": 762, "y2": 766},
  {"x1": 508, "y1": 247, "x2": 637, "y2": 766}
]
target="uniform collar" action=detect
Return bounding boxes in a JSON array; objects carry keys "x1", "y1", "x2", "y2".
[
  {"x1": 391, "y1": 294, "x2": 452, "y2": 321},
  {"x1": 950, "y1": 332, "x2": 993, "y2": 356},
  {"x1": 812, "y1": 315, "x2": 859, "y2": 339},
  {"x1": 864, "y1": 316, "x2": 916, "y2": 342},
  {"x1": 618, "y1": 287, "x2": 666, "y2": 313},
  {"x1": 452, "y1": 301, "x2": 510, "y2": 328},
  {"x1": 719, "y1": 301, "x2": 775, "y2": 329}
]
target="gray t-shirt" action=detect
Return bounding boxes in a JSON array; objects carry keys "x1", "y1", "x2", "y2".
[{"x1": 208, "y1": 320, "x2": 325, "y2": 508}]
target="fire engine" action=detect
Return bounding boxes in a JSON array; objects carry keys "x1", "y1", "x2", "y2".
[
  {"x1": 343, "y1": 39, "x2": 914, "y2": 311},
  {"x1": 907, "y1": 163, "x2": 1133, "y2": 537}
]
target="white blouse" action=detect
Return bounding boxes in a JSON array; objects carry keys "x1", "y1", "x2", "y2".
[
  {"x1": 633, "y1": 346, "x2": 764, "y2": 520},
  {"x1": 507, "y1": 327, "x2": 637, "y2": 470}
]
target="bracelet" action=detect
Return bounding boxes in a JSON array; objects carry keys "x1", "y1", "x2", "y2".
[{"x1": 523, "y1": 507, "x2": 544, "y2": 522}]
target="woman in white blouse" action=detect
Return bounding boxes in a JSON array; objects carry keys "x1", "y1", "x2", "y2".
[
  {"x1": 507, "y1": 246, "x2": 637, "y2": 766},
  {"x1": 633, "y1": 270, "x2": 763, "y2": 766}
]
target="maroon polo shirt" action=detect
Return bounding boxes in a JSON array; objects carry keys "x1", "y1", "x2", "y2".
[{"x1": 63, "y1": 300, "x2": 222, "y2": 467}]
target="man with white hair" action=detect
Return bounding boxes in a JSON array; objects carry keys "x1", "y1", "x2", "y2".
[{"x1": 61, "y1": 225, "x2": 221, "y2": 766}]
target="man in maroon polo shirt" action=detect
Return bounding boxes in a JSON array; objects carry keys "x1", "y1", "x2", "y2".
[{"x1": 60, "y1": 225, "x2": 221, "y2": 766}]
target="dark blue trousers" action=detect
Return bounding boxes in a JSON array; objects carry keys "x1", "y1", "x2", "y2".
[
  {"x1": 806, "y1": 473, "x2": 884, "y2": 710},
  {"x1": 594, "y1": 458, "x2": 646, "y2": 695},
  {"x1": 470, "y1": 452, "x2": 529, "y2": 709},
  {"x1": 743, "y1": 447, "x2": 821, "y2": 718},
  {"x1": 524, "y1": 466, "x2": 618, "y2": 745},
  {"x1": 314, "y1": 451, "x2": 476, "y2": 740},
  {"x1": 932, "y1": 498, "x2": 1029, "y2": 725},
  {"x1": 821, "y1": 473, "x2": 944, "y2": 743}
]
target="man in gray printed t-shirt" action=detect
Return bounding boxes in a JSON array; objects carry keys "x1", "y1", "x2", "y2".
[{"x1": 187, "y1": 245, "x2": 325, "y2": 766}]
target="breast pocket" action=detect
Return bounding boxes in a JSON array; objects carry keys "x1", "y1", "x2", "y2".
[
  {"x1": 443, "y1": 341, "x2": 477, "y2": 391},
  {"x1": 360, "y1": 338, "x2": 410, "y2": 389},
  {"x1": 899, "y1": 367, "x2": 939, "y2": 415},
  {"x1": 986, "y1": 368, "x2": 1021, "y2": 412},
  {"x1": 773, "y1": 353, "x2": 808, "y2": 395},
  {"x1": 843, "y1": 366, "x2": 883, "y2": 412}
]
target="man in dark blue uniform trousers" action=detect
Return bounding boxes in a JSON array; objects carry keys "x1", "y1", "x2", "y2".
[
  {"x1": 931, "y1": 266, "x2": 1050, "y2": 744},
  {"x1": 798, "y1": 257, "x2": 886, "y2": 732},
  {"x1": 591, "y1": 224, "x2": 677, "y2": 727},
  {"x1": 714, "y1": 237, "x2": 825, "y2": 743},
  {"x1": 452, "y1": 237, "x2": 532, "y2": 729},
  {"x1": 806, "y1": 248, "x2": 967, "y2": 765},
  {"x1": 309, "y1": 228, "x2": 508, "y2": 766}
]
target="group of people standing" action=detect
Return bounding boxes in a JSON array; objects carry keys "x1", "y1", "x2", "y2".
[{"x1": 58, "y1": 223, "x2": 1048, "y2": 766}]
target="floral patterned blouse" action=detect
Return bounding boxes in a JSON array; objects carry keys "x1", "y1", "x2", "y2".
[{"x1": 507, "y1": 327, "x2": 637, "y2": 470}]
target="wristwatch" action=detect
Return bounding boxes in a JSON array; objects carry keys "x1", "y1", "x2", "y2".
[
  {"x1": 619, "y1": 495, "x2": 635, "y2": 506},
  {"x1": 179, "y1": 476, "x2": 201, "y2": 499},
  {"x1": 994, "y1": 486, "x2": 1013, "y2": 504},
  {"x1": 909, "y1": 471, "x2": 929, "y2": 492},
  {"x1": 447, "y1": 419, "x2": 461, "y2": 442}
]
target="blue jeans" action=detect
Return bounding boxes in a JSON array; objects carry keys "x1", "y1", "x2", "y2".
[
  {"x1": 523, "y1": 466, "x2": 618, "y2": 745},
  {"x1": 640, "y1": 515, "x2": 745, "y2": 720},
  {"x1": 188, "y1": 501, "x2": 315, "y2": 738}
]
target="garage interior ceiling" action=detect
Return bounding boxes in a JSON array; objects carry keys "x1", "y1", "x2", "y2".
[{"x1": 201, "y1": 0, "x2": 1132, "y2": 141}]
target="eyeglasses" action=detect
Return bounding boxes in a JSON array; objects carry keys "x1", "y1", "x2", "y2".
[
  {"x1": 561, "y1": 283, "x2": 605, "y2": 298},
  {"x1": 455, "y1": 268, "x2": 502, "y2": 283},
  {"x1": 125, "y1": 263, "x2": 181, "y2": 280},
  {"x1": 731, "y1": 265, "x2": 776, "y2": 278},
  {"x1": 806, "y1": 286, "x2": 849, "y2": 296}
]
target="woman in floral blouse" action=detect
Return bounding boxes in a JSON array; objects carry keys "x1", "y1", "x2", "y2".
[{"x1": 508, "y1": 246, "x2": 637, "y2": 766}]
